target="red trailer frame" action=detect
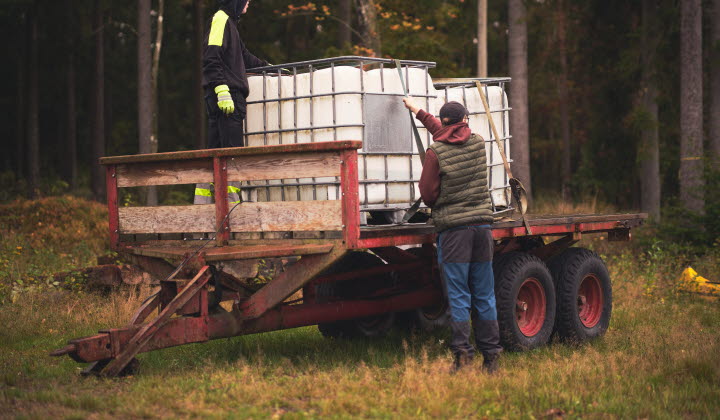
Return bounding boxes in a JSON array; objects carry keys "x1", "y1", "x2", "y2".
[{"x1": 52, "y1": 141, "x2": 645, "y2": 376}]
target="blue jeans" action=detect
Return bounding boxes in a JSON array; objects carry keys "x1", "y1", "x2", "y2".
[{"x1": 437, "y1": 225, "x2": 497, "y2": 323}]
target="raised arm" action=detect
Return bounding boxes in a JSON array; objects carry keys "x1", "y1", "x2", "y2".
[{"x1": 402, "y1": 97, "x2": 442, "y2": 135}]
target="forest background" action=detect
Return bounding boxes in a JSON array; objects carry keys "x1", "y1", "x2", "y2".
[{"x1": 0, "y1": 0, "x2": 718, "y2": 247}]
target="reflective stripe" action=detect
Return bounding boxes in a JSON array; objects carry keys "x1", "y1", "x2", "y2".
[
  {"x1": 209, "y1": 10, "x2": 228, "y2": 46},
  {"x1": 227, "y1": 185, "x2": 242, "y2": 193},
  {"x1": 194, "y1": 188, "x2": 213, "y2": 197},
  {"x1": 229, "y1": 200, "x2": 242, "y2": 204}
]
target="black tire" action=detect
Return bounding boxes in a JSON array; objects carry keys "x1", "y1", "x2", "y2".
[
  {"x1": 494, "y1": 252, "x2": 556, "y2": 351},
  {"x1": 400, "y1": 247, "x2": 450, "y2": 332},
  {"x1": 317, "y1": 252, "x2": 395, "y2": 338},
  {"x1": 548, "y1": 248, "x2": 612, "y2": 343}
]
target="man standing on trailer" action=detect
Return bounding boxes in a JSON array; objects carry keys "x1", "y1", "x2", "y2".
[
  {"x1": 195, "y1": 0, "x2": 268, "y2": 205},
  {"x1": 403, "y1": 98, "x2": 503, "y2": 373}
]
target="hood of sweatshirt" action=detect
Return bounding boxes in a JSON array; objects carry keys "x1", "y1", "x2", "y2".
[
  {"x1": 433, "y1": 121, "x2": 472, "y2": 144},
  {"x1": 219, "y1": 0, "x2": 248, "y2": 21}
]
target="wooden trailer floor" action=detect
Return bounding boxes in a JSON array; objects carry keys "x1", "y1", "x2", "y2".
[{"x1": 118, "y1": 213, "x2": 645, "y2": 262}]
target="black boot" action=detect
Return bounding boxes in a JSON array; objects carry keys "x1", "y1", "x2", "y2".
[
  {"x1": 452, "y1": 350, "x2": 475, "y2": 373},
  {"x1": 481, "y1": 351, "x2": 500, "y2": 374},
  {"x1": 449, "y1": 321, "x2": 475, "y2": 372}
]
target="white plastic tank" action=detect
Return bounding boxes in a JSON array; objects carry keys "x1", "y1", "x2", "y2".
[{"x1": 244, "y1": 59, "x2": 512, "y2": 217}]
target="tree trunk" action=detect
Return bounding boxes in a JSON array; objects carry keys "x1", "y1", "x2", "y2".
[
  {"x1": 66, "y1": 41, "x2": 78, "y2": 191},
  {"x1": 138, "y1": 0, "x2": 154, "y2": 205},
  {"x1": 91, "y1": 0, "x2": 106, "y2": 202},
  {"x1": 354, "y1": 0, "x2": 380, "y2": 56},
  {"x1": 338, "y1": 0, "x2": 352, "y2": 49},
  {"x1": 27, "y1": 6, "x2": 40, "y2": 199},
  {"x1": 148, "y1": 0, "x2": 165, "y2": 206},
  {"x1": 477, "y1": 0, "x2": 487, "y2": 77},
  {"x1": 151, "y1": 0, "x2": 165, "y2": 156},
  {"x1": 508, "y1": 0, "x2": 531, "y2": 202},
  {"x1": 638, "y1": 0, "x2": 661, "y2": 221},
  {"x1": 557, "y1": 1, "x2": 571, "y2": 201},
  {"x1": 193, "y1": 0, "x2": 206, "y2": 150},
  {"x1": 679, "y1": 0, "x2": 704, "y2": 214},
  {"x1": 16, "y1": 14, "x2": 26, "y2": 181},
  {"x1": 64, "y1": 0, "x2": 77, "y2": 191},
  {"x1": 710, "y1": 0, "x2": 720, "y2": 165}
]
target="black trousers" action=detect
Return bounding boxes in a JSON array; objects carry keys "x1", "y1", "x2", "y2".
[{"x1": 206, "y1": 92, "x2": 246, "y2": 149}]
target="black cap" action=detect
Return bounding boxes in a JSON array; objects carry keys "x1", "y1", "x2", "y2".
[{"x1": 439, "y1": 101, "x2": 469, "y2": 125}]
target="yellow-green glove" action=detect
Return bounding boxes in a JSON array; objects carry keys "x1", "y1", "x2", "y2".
[{"x1": 215, "y1": 84, "x2": 234, "y2": 115}]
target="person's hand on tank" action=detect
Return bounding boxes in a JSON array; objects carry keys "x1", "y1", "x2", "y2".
[{"x1": 403, "y1": 97, "x2": 420, "y2": 114}]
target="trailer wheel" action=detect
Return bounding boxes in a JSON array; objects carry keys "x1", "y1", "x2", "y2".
[
  {"x1": 402, "y1": 247, "x2": 450, "y2": 331},
  {"x1": 494, "y1": 252, "x2": 556, "y2": 351},
  {"x1": 317, "y1": 252, "x2": 395, "y2": 338},
  {"x1": 549, "y1": 248, "x2": 612, "y2": 342}
]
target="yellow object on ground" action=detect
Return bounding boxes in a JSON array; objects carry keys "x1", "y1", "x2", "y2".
[{"x1": 678, "y1": 267, "x2": 720, "y2": 296}]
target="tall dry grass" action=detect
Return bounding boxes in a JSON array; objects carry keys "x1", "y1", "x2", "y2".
[{"x1": 1, "y1": 196, "x2": 718, "y2": 418}]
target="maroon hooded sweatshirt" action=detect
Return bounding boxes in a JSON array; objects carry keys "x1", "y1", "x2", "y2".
[{"x1": 416, "y1": 109, "x2": 473, "y2": 207}]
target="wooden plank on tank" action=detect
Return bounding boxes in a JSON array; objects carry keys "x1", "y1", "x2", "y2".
[
  {"x1": 230, "y1": 201, "x2": 342, "y2": 232},
  {"x1": 119, "y1": 205, "x2": 216, "y2": 234},
  {"x1": 225, "y1": 152, "x2": 341, "y2": 181},
  {"x1": 116, "y1": 159, "x2": 213, "y2": 187}
]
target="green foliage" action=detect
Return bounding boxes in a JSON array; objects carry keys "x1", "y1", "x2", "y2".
[
  {"x1": 0, "y1": 196, "x2": 109, "y2": 304},
  {"x1": 641, "y1": 167, "x2": 720, "y2": 252}
]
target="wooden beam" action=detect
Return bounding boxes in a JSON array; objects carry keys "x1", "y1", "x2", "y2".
[
  {"x1": 119, "y1": 205, "x2": 216, "y2": 234},
  {"x1": 118, "y1": 201, "x2": 343, "y2": 234},
  {"x1": 229, "y1": 201, "x2": 343, "y2": 232},
  {"x1": 226, "y1": 151, "x2": 341, "y2": 182},
  {"x1": 127, "y1": 242, "x2": 335, "y2": 261},
  {"x1": 100, "y1": 140, "x2": 362, "y2": 165},
  {"x1": 116, "y1": 159, "x2": 212, "y2": 187}
]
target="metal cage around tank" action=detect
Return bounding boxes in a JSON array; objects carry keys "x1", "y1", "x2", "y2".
[{"x1": 241, "y1": 56, "x2": 515, "y2": 221}]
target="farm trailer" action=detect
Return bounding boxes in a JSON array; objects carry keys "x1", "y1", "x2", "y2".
[{"x1": 51, "y1": 140, "x2": 646, "y2": 377}]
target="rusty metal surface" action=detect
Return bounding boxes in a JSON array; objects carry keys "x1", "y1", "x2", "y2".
[
  {"x1": 129, "y1": 291, "x2": 160, "y2": 326},
  {"x1": 340, "y1": 149, "x2": 360, "y2": 249},
  {"x1": 220, "y1": 287, "x2": 440, "y2": 337},
  {"x1": 53, "y1": 285, "x2": 439, "y2": 365},
  {"x1": 214, "y1": 157, "x2": 230, "y2": 246},
  {"x1": 99, "y1": 140, "x2": 363, "y2": 165},
  {"x1": 358, "y1": 234, "x2": 436, "y2": 249},
  {"x1": 106, "y1": 165, "x2": 120, "y2": 250},
  {"x1": 101, "y1": 266, "x2": 212, "y2": 377},
  {"x1": 239, "y1": 244, "x2": 346, "y2": 319}
]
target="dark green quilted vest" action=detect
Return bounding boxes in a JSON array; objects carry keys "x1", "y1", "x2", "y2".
[{"x1": 429, "y1": 134, "x2": 494, "y2": 231}]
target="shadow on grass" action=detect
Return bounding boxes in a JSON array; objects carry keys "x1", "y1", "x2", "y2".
[{"x1": 137, "y1": 325, "x2": 452, "y2": 377}]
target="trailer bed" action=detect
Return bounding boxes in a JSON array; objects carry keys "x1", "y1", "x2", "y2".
[{"x1": 51, "y1": 140, "x2": 647, "y2": 377}]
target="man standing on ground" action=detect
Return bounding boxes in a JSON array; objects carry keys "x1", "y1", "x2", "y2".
[
  {"x1": 403, "y1": 98, "x2": 503, "y2": 373},
  {"x1": 195, "y1": 0, "x2": 268, "y2": 205}
]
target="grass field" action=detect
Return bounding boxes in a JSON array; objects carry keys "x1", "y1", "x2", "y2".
[{"x1": 1, "y1": 197, "x2": 719, "y2": 418}]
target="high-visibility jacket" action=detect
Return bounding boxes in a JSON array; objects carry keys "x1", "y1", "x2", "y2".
[{"x1": 202, "y1": 9, "x2": 267, "y2": 114}]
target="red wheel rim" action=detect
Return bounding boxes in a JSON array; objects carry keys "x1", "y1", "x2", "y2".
[
  {"x1": 578, "y1": 274, "x2": 603, "y2": 328},
  {"x1": 516, "y1": 277, "x2": 546, "y2": 337}
]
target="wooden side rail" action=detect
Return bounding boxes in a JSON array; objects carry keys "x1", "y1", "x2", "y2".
[{"x1": 102, "y1": 141, "x2": 362, "y2": 249}]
